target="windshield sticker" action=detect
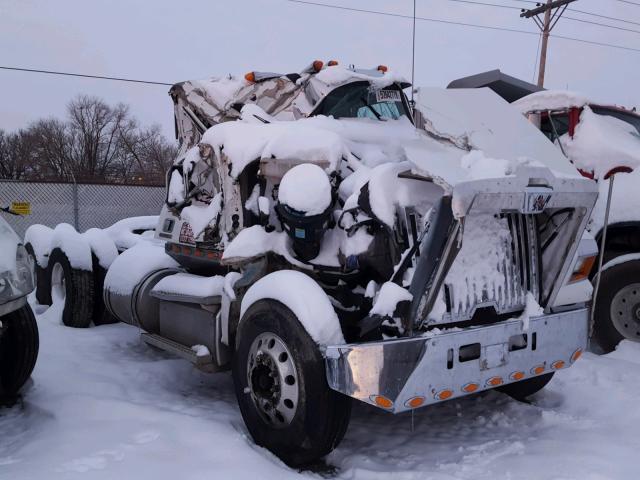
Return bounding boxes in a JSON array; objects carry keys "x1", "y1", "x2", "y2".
[{"x1": 375, "y1": 89, "x2": 402, "y2": 103}]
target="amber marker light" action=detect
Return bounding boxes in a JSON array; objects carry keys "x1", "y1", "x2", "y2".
[
  {"x1": 371, "y1": 395, "x2": 393, "y2": 409},
  {"x1": 312, "y1": 60, "x2": 324, "y2": 72},
  {"x1": 244, "y1": 72, "x2": 256, "y2": 83},
  {"x1": 462, "y1": 383, "x2": 480, "y2": 393},
  {"x1": 551, "y1": 360, "x2": 566, "y2": 370},
  {"x1": 570, "y1": 255, "x2": 597, "y2": 283},
  {"x1": 510, "y1": 371, "x2": 525, "y2": 381},
  {"x1": 571, "y1": 349, "x2": 583, "y2": 363},
  {"x1": 435, "y1": 389, "x2": 454, "y2": 401},
  {"x1": 377, "y1": 65, "x2": 388, "y2": 72},
  {"x1": 531, "y1": 365, "x2": 545, "y2": 375},
  {"x1": 327, "y1": 60, "x2": 339, "y2": 66},
  {"x1": 405, "y1": 397, "x2": 425, "y2": 409},
  {"x1": 487, "y1": 377, "x2": 504, "y2": 387}
]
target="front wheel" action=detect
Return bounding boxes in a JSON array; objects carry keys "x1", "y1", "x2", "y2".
[
  {"x1": 0, "y1": 304, "x2": 39, "y2": 400},
  {"x1": 232, "y1": 300, "x2": 351, "y2": 467},
  {"x1": 593, "y1": 259, "x2": 640, "y2": 353}
]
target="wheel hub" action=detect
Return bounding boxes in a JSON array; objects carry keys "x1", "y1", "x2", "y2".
[
  {"x1": 610, "y1": 283, "x2": 640, "y2": 341},
  {"x1": 246, "y1": 332, "x2": 299, "y2": 428}
]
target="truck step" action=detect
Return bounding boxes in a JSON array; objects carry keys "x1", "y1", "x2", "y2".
[{"x1": 141, "y1": 332, "x2": 217, "y2": 371}]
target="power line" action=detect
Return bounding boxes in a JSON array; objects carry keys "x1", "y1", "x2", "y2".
[
  {"x1": 512, "y1": 0, "x2": 640, "y2": 26},
  {"x1": 444, "y1": 0, "x2": 640, "y2": 34},
  {"x1": 613, "y1": 0, "x2": 640, "y2": 6},
  {"x1": 0, "y1": 66, "x2": 173, "y2": 86},
  {"x1": 286, "y1": 0, "x2": 640, "y2": 52},
  {"x1": 564, "y1": 15, "x2": 640, "y2": 35}
]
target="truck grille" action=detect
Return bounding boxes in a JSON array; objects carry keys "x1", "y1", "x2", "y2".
[{"x1": 437, "y1": 213, "x2": 540, "y2": 325}]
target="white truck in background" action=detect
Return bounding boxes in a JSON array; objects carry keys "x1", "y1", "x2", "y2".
[
  {"x1": 512, "y1": 91, "x2": 640, "y2": 352},
  {"x1": 24, "y1": 62, "x2": 598, "y2": 466}
]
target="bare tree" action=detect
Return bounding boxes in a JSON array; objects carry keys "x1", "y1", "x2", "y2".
[{"x1": 0, "y1": 95, "x2": 177, "y2": 184}]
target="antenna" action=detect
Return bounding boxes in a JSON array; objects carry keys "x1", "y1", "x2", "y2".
[{"x1": 410, "y1": 0, "x2": 417, "y2": 109}]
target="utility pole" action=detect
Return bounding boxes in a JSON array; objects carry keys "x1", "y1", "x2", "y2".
[{"x1": 521, "y1": 0, "x2": 577, "y2": 87}]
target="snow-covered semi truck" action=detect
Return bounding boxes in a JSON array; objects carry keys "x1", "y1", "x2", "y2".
[
  {"x1": 0, "y1": 212, "x2": 38, "y2": 401},
  {"x1": 26, "y1": 63, "x2": 598, "y2": 466},
  {"x1": 512, "y1": 91, "x2": 640, "y2": 352}
]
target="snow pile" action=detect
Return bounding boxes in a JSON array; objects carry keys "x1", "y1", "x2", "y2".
[
  {"x1": 83, "y1": 228, "x2": 119, "y2": 269},
  {"x1": 200, "y1": 120, "x2": 349, "y2": 179},
  {"x1": 278, "y1": 163, "x2": 332, "y2": 215},
  {"x1": 370, "y1": 282, "x2": 413, "y2": 317},
  {"x1": 152, "y1": 272, "x2": 225, "y2": 299},
  {"x1": 312, "y1": 65, "x2": 407, "y2": 90},
  {"x1": 240, "y1": 270, "x2": 345, "y2": 345},
  {"x1": 518, "y1": 292, "x2": 544, "y2": 331},
  {"x1": 50, "y1": 223, "x2": 93, "y2": 270},
  {"x1": 23, "y1": 224, "x2": 53, "y2": 268},
  {"x1": 181, "y1": 193, "x2": 222, "y2": 237},
  {"x1": 104, "y1": 216, "x2": 158, "y2": 250},
  {"x1": 8, "y1": 294, "x2": 640, "y2": 479},
  {"x1": 104, "y1": 240, "x2": 179, "y2": 295},
  {"x1": 222, "y1": 225, "x2": 305, "y2": 267},
  {"x1": 191, "y1": 344, "x2": 211, "y2": 357},
  {"x1": 512, "y1": 90, "x2": 592, "y2": 114},
  {"x1": 167, "y1": 170, "x2": 184, "y2": 204},
  {"x1": 560, "y1": 106, "x2": 640, "y2": 179}
]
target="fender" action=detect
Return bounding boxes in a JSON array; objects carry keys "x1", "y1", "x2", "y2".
[{"x1": 239, "y1": 270, "x2": 345, "y2": 346}]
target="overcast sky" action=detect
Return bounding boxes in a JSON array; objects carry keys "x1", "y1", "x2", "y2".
[{"x1": 1, "y1": 0, "x2": 639, "y2": 140}]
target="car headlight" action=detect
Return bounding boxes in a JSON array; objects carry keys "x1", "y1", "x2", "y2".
[{"x1": 0, "y1": 244, "x2": 35, "y2": 304}]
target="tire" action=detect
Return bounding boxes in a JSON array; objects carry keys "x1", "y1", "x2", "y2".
[
  {"x1": 48, "y1": 248, "x2": 94, "y2": 328},
  {"x1": 593, "y1": 259, "x2": 640, "y2": 353},
  {"x1": 91, "y1": 254, "x2": 118, "y2": 326},
  {"x1": 0, "y1": 304, "x2": 39, "y2": 399},
  {"x1": 24, "y1": 243, "x2": 52, "y2": 306},
  {"x1": 498, "y1": 373, "x2": 554, "y2": 401},
  {"x1": 232, "y1": 299, "x2": 351, "y2": 467}
]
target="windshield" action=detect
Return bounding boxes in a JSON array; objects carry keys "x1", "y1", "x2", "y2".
[
  {"x1": 591, "y1": 106, "x2": 640, "y2": 135},
  {"x1": 312, "y1": 81, "x2": 411, "y2": 121}
]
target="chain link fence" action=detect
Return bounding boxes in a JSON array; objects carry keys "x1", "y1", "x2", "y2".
[{"x1": 0, "y1": 180, "x2": 165, "y2": 238}]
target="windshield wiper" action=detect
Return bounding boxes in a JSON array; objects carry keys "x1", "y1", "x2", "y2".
[{"x1": 360, "y1": 97, "x2": 383, "y2": 121}]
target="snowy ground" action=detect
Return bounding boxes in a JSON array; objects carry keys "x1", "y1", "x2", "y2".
[{"x1": 2, "y1": 297, "x2": 640, "y2": 480}]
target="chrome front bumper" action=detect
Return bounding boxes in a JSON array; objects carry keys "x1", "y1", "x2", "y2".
[{"x1": 324, "y1": 308, "x2": 588, "y2": 413}]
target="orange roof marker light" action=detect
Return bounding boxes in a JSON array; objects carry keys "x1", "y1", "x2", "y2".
[
  {"x1": 312, "y1": 60, "x2": 324, "y2": 72},
  {"x1": 244, "y1": 71, "x2": 256, "y2": 83},
  {"x1": 435, "y1": 389, "x2": 453, "y2": 401},
  {"x1": 510, "y1": 371, "x2": 525, "y2": 381},
  {"x1": 486, "y1": 376, "x2": 504, "y2": 387},
  {"x1": 327, "y1": 60, "x2": 339, "y2": 66},
  {"x1": 531, "y1": 365, "x2": 545, "y2": 375},
  {"x1": 405, "y1": 396, "x2": 425, "y2": 409},
  {"x1": 571, "y1": 348, "x2": 583, "y2": 363},
  {"x1": 462, "y1": 382, "x2": 480, "y2": 393},
  {"x1": 551, "y1": 360, "x2": 566, "y2": 370},
  {"x1": 377, "y1": 65, "x2": 388, "y2": 73},
  {"x1": 370, "y1": 395, "x2": 393, "y2": 409}
]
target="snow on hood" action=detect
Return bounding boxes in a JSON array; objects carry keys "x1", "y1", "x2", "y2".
[
  {"x1": 560, "y1": 106, "x2": 640, "y2": 179},
  {"x1": 512, "y1": 90, "x2": 592, "y2": 114}
]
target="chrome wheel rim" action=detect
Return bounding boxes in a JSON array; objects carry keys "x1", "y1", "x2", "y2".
[
  {"x1": 51, "y1": 263, "x2": 66, "y2": 303},
  {"x1": 610, "y1": 282, "x2": 640, "y2": 342},
  {"x1": 246, "y1": 332, "x2": 299, "y2": 427}
]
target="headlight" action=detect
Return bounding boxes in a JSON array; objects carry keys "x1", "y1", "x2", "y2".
[{"x1": 0, "y1": 244, "x2": 35, "y2": 304}]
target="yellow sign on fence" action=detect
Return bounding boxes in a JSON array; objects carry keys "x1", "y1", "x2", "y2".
[{"x1": 10, "y1": 202, "x2": 31, "y2": 215}]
